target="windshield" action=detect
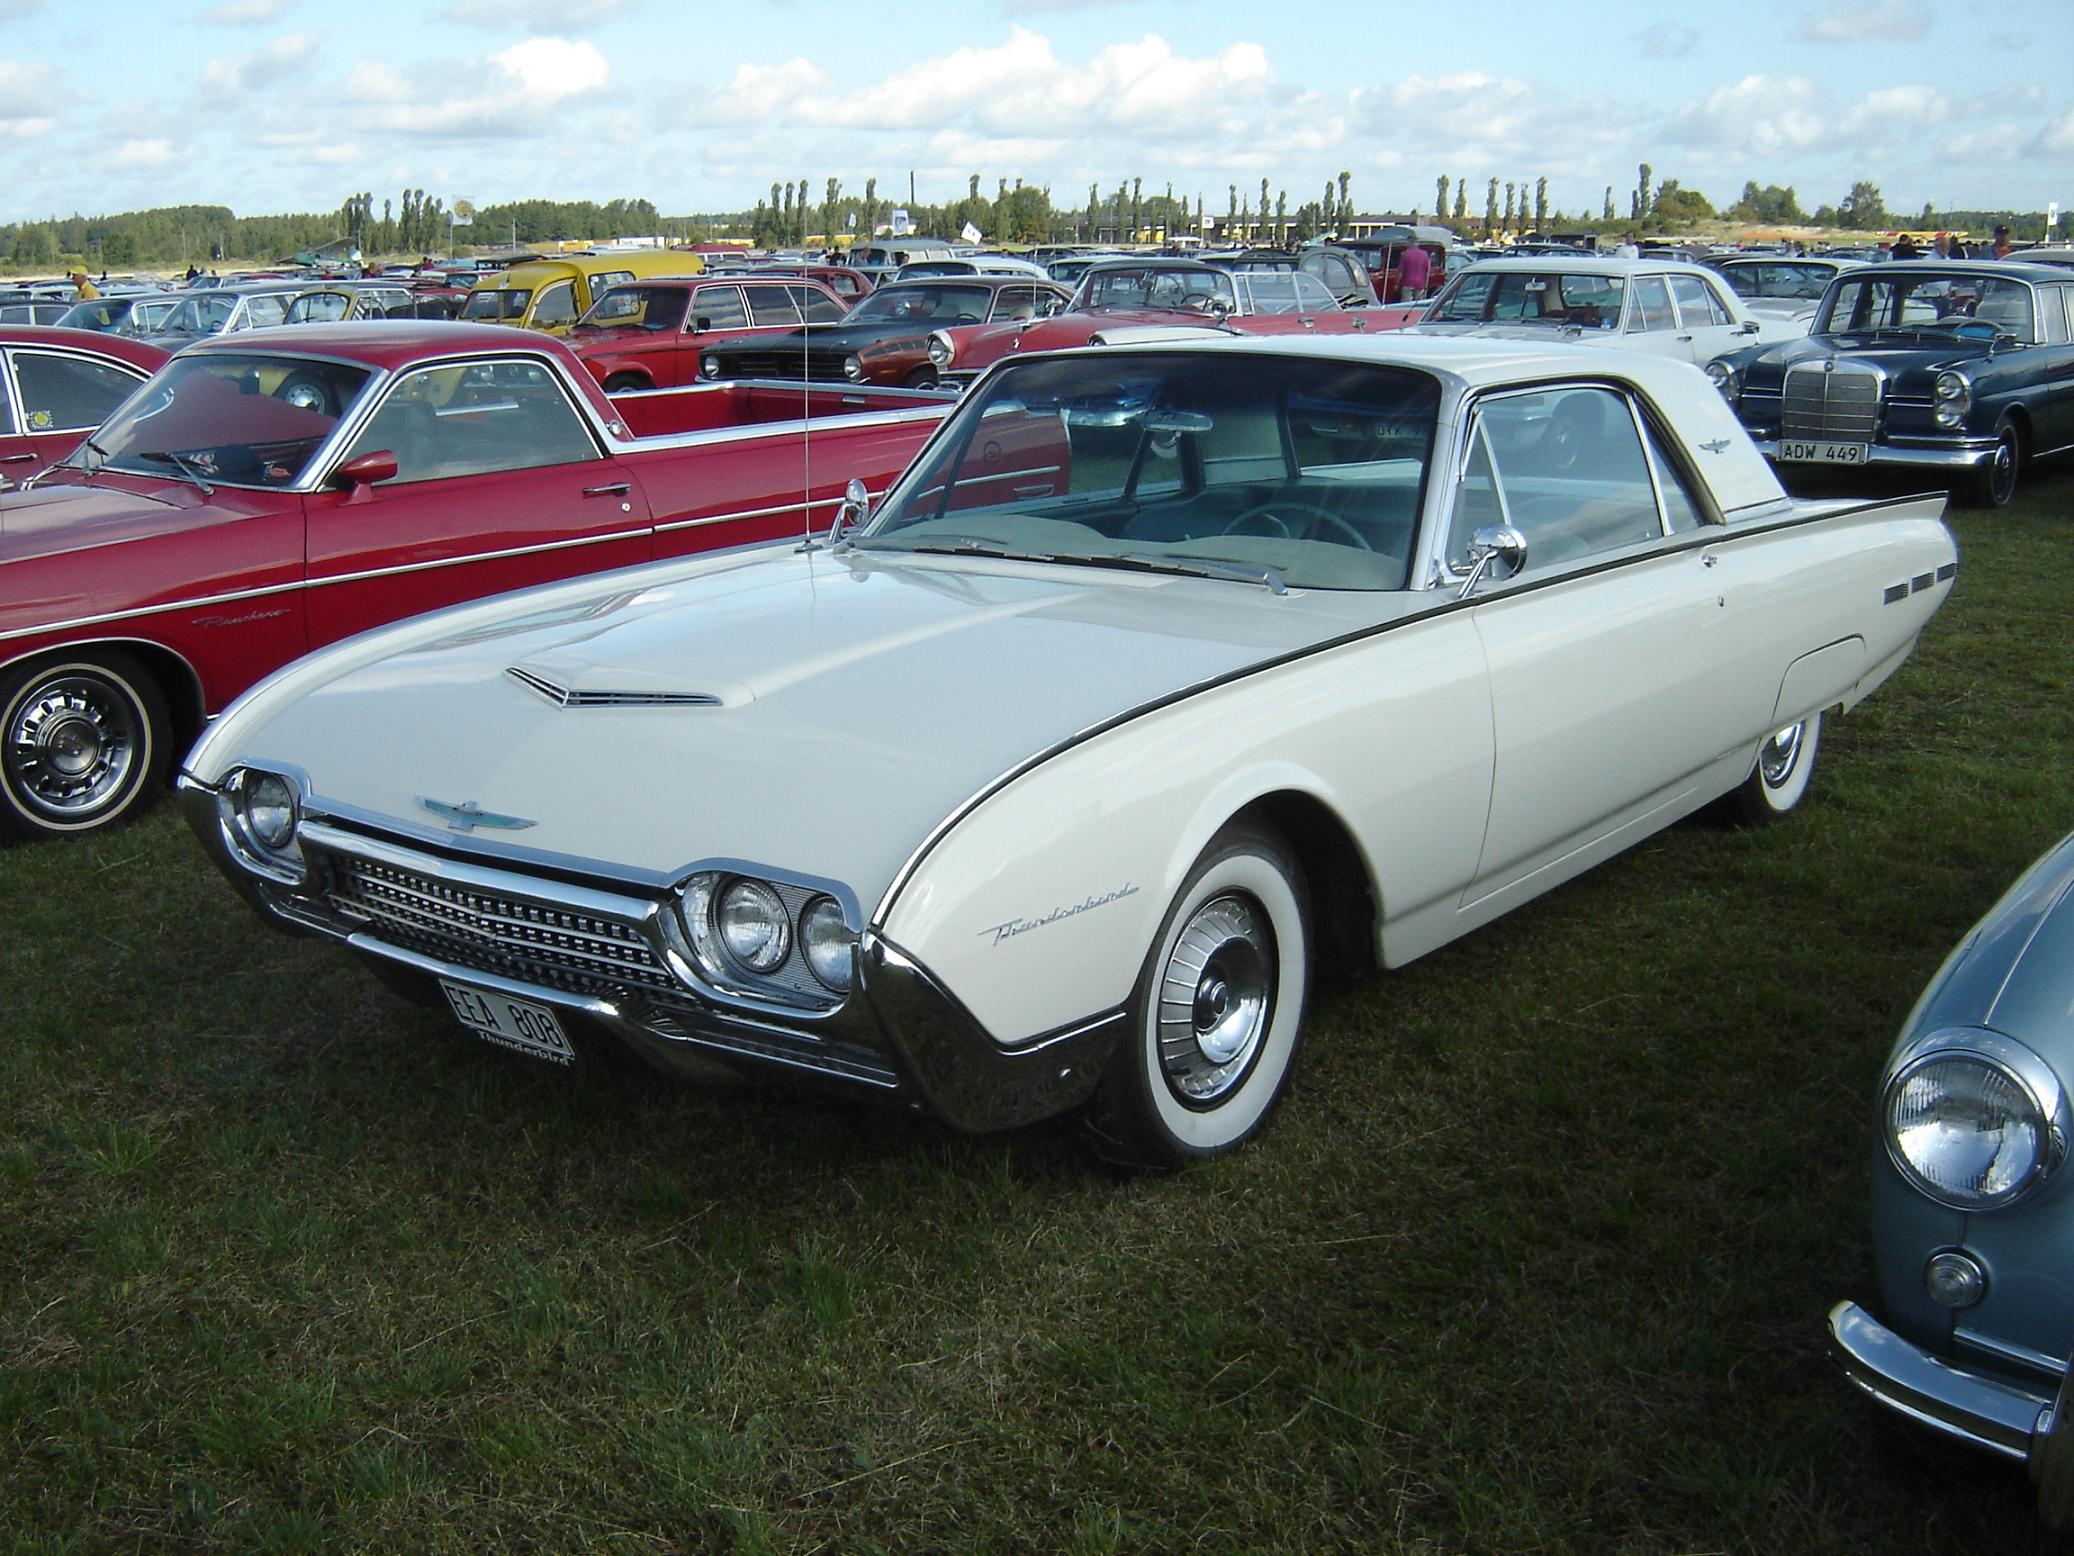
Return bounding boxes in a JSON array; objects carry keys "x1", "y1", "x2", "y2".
[
  {"x1": 82, "y1": 354, "x2": 372, "y2": 488},
  {"x1": 844, "y1": 285, "x2": 994, "y2": 325},
  {"x1": 575, "y1": 284, "x2": 690, "y2": 331},
  {"x1": 1428, "y1": 271, "x2": 1625, "y2": 329},
  {"x1": 158, "y1": 294, "x2": 238, "y2": 335},
  {"x1": 1817, "y1": 271, "x2": 2035, "y2": 340},
  {"x1": 1072, "y1": 267, "x2": 1238, "y2": 314},
  {"x1": 56, "y1": 297, "x2": 137, "y2": 330},
  {"x1": 461, "y1": 288, "x2": 530, "y2": 322},
  {"x1": 860, "y1": 351, "x2": 1439, "y2": 592}
]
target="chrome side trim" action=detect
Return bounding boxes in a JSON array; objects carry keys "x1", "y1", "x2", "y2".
[
  {"x1": 0, "y1": 578, "x2": 303, "y2": 647},
  {"x1": 1830, "y1": 1299, "x2": 2049, "y2": 1462},
  {"x1": 306, "y1": 525, "x2": 648, "y2": 590},
  {"x1": 1957, "y1": 1327, "x2": 2072, "y2": 1384}
]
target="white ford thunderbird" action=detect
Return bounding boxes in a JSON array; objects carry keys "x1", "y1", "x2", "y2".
[{"x1": 180, "y1": 337, "x2": 1957, "y2": 1167}]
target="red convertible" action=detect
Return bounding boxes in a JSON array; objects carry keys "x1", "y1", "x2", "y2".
[
  {"x1": 926, "y1": 258, "x2": 1416, "y2": 386},
  {"x1": 0, "y1": 326, "x2": 168, "y2": 487},
  {"x1": 0, "y1": 322, "x2": 952, "y2": 839}
]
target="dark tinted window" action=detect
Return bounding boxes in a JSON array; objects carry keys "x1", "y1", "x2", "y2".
[{"x1": 13, "y1": 351, "x2": 146, "y2": 432}]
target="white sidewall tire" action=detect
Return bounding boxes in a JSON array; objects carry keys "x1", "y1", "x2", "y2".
[
  {"x1": 0, "y1": 655, "x2": 166, "y2": 838},
  {"x1": 1091, "y1": 827, "x2": 1312, "y2": 1166},
  {"x1": 1724, "y1": 709, "x2": 1822, "y2": 828}
]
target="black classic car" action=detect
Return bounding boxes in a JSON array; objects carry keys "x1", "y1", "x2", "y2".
[{"x1": 1707, "y1": 260, "x2": 2074, "y2": 506}]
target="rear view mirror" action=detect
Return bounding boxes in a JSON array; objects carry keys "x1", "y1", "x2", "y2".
[{"x1": 332, "y1": 450, "x2": 398, "y2": 488}]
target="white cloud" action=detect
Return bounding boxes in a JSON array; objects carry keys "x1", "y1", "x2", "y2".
[
  {"x1": 445, "y1": 0, "x2": 626, "y2": 24},
  {"x1": 491, "y1": 36, "x2": 610, "y2": 100},
  {"x1": 199, "y1": 32, "x2": 318, "y2": 98},
  {"x1": 113, "y1": 139, "x2": 180, "y2": 168},
  {"x1": 1799, "y1": 0, "x2": 1929, "y2": 44},
  {"x1": 343, "y1": 36, "x2": 609, "y2": 141},
  {"x1": 1667, "y1": 75, "x2": 1828, "y2": 155},
  {"x1": 2041, "y1": 109, "x2": 2074, "y2": 155},
  {"x1": 198, "y1": 0, "x2": 288, "y2": 23},
  {"x1": 0, "y1": 60, "x2": 58, "y2": 138},
  {"x1": 712, "y1": 59, "x2": 834, "y2": 121},
  {"x1": 1841, "y1": 84, "x2": 1950, "y2": 136}
]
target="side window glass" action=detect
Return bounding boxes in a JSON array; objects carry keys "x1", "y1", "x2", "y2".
[
  {"x1": 246, "y1": 295, "x2": 289, "y2": 328},
  {"x1": 0, "y1": 356, "x2": 17, "y2": 435},
  {"x1": 532, "y1": 282, "x2": 578, "y2": 329},
  {"x1": 340, "y1": 359, "x2": 598, "y2": 484},
  {"x1": 1456, "y1": 387, "x2": 1665, "y2": 571},
  {"x1": 745, "y1": 287, "x2": 800, "y2": 325},
  {"x1": 798, "y1": 288, "x2": 846, "y2": 323},
  {"x1": 1445, "y1": 424, "x2": 1505, "y2": 567},
  {"x1": 2046, "y1": 287, "x2": 2073, "y2": 345},
  {"x1": 1722, "y1": 266, "x2": 1761, "y2": 297},
  {"x1": 692, "y1": 287, "x2": 749, "y2": 329},
  {"x1": 1667, "y1": 275, "x2": 1723, "y2": 326},
  {"x1": 1629, "y1": 278, "x2": 1674, "y2": 331},
  {"x1": 1290, "y1": 273, "x2": 1337, "y2": 310},
  {"x1": 589, "y1": 271, "x2": 634, "y2": 298},
  {"x1": 1641, "y1": 420, "x2": 1705, "y2": 532},
  {"x1": 14, "y1": 352, "x2": 141, "y2": 433}
]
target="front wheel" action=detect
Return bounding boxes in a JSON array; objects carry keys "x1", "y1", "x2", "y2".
[
  {"x1": 602, "y1": 371, "x2": 651, "y2": 394},
  {"x1": 1081, "y1": 823, "x2": 1312, "y2": 1170},
  {"x1": 1964, "y1": 416, "x2": 2023, "y2": 508},
  {"x1": 0, "y1": 651, "x2": 171, "y2": 840},
  {"x1": 1721, "y1": 711, "x2": 1822, "y2": 827},
  {"x1": 903, "y1": 365, "x2": 940, "y2": 389}
]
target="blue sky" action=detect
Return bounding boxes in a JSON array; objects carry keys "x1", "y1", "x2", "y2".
[{"x1": 1, "y1": 0, "x2": 2068, "y2": 227}]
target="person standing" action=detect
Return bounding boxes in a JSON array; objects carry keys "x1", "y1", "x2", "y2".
[
  {"x1": 1397, "y1": 242, "x2": 1432, "y2": 301},
  {"x1": 1989, "y1": 224, "x2": 2014, "y2": 259},
  {"x1": 68, "y1": 270, "x2": 99, "y2": 300}
]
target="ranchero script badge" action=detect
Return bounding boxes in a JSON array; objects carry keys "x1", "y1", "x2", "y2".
[{"x1": 418, "y1": 797, "x2": 537, "y2": 833}]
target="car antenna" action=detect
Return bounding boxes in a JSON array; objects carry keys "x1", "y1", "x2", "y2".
[{"x1": 796, "y1": 287, "x2": 820, "y2": 553}]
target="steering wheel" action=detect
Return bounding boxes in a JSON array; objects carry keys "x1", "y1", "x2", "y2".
[{"x1": 1221, "y1": 502, "x2": 1370, "y2": 549}]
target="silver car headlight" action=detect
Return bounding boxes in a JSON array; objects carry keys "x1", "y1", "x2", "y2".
[
  {"x1": 842, "y1": 353, "x2": 864, "y2": 382},
  {"x1": 220, "y1": 766, "x2": 305, "y2": 881},
  {"x1": 1704, "y1": 359, "x2": 1739, "y2": 402},
  {"x1": 926, "y1": 331, "x2": 952, "y2": 368},
  {"x1": 799, "y1": 895, "x2": 856, "y2": 992},
  {"x1": 1884, "y1": 1036, "x2": 2068, "y2": 1210},
  {"x1": 700, "y1": 355, "x2": 721, "y2": 379},
  {"x1": 1934, "y1": 370, "x2": 1971, "y2": 428}
]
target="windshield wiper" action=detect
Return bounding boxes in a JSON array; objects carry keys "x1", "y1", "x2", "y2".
[
  {"x1": 849, "y1": 536, "x2": 1061, "y2": 564},
  {"x1": 135, "y1": 449, "x2": 216, "y2": 495},
  {"x1": 1039, "y1": 550, "x2": 1288, "y2": 595}
]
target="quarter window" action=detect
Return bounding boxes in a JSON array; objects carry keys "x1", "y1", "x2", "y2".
[
  {"x1": 341, "y1": 358, "x2": 599, "y2": 484},
  {"x1": 12, "y1": 351, "x2": 142, "y2": 433},
  {"x1": 745, "y1": 287, "x2": 802, "y2": 326},
  {"x1": 532, "y1": 282, "x2": 579, "y2": 329},
  {"x1": 1629, "y1": 278, "x2": 1675, "y2": 331},
  {"x1": 1447, "y1": 386, "x2": 1668, "y2": 571}
]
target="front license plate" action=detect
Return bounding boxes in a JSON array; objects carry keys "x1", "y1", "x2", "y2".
[
  {"x1": 1778, "y1": 439, "x2": 1869, "y2": 465},
  {"x1": 439, "y1": 979, "x2": 575, "y2": 1066}
]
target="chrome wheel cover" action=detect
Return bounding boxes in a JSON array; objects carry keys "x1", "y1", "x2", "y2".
[
  {"x1": 1989, "y1": 435, "x2": 2018, "y2": 505},
  {"x1": 1156, "y1": 892, "x2": 1274, "y2": 1106},
  {"x1": 5, "y1": 672, "x2": 143, "y2": 821},
  {"x1": 1757, "y1": 721, "x2": 1805, "y2": 788}
]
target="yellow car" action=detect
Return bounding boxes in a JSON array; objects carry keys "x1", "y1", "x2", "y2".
[{"x1": 460, "y1": 252, "x2": 703, "y2": 335}]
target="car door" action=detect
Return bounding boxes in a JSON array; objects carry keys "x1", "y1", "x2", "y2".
[
  {"x1": 0, "y1": 346, "x2": 151, "y2": 479},
  {"x1": 302, "y1": 355, "x2": 654, "y2": 647},
  {"x1": 1666, "y1": 273, "x2": 1749, "y2": 363},
  {"x1": 1446, "y1": 384, "x2": 1755, "y2": 907},
  {"x1": 1619, "y1": 275, "x2": 1690, "y2": 359}
]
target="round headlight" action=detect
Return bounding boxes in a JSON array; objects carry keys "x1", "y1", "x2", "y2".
[
  {"x1": 927, "y1": 332, "x2": 952, "y2": 368},
  {"x1": 1704, "y1": 359, "x2": 1739, "y2": 401},
  {"x1": 240, "y1": 770, "x2": 298, "y2": 851},
  {"x1": 717, "y1": 878, "x2": 789, "y2": 973},
  {"x1": 1886, "y1": 1051, "x2": 2052, "y2": 1210},
  {"x1": 1934, "y1": 370, "x2": 1971, "y2": 428},
  {"x1": 700, "y1": 355, "x2": 721, "y2": 379},
  {"x1": 799, "y1": 896, "x2": 856, "y2": 992},
  {"x1": 841, "y1": 353, "x2": 864, "y2": 382}
]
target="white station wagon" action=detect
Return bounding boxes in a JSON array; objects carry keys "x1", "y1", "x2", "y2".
[{"x1": 181, "y1": 336, "x2": 1957, "y2": 1167}]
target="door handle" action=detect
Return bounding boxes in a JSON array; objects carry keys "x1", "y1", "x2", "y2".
[
  {"x1": 0, "y1": 452, "x2": 35, "y2": 463},
  {"x1": 1700, "y1": 551, "x2": 1719, "y2": 568},
  {"x1": 582, "y1": 481, "x2": 632, "y2": 497}
]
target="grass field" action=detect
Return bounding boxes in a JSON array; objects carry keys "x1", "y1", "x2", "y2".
[{"x1": 3, "y1": 476, "x2": 2070, "y2": 1553}]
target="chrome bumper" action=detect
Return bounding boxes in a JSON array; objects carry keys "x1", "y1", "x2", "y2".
[
  {"x1": 1756, "y1": 438, "x2": 1995, "y2": 472},
  {"x1": 178, "y1": 773, "x2": 1117, "y2": 1134},
  {"x1": 1830, "y1": 1300, "x2": 2073, "y2": 1526}
]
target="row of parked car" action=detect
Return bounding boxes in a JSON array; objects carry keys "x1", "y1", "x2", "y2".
[{"x1": 0, "y1": 234, "x2": 2068, "y2": 1535}]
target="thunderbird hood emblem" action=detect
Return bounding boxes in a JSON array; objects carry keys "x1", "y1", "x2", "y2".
[{"x1": 419, "y1": 797, "x2": 537, "y2": 832}]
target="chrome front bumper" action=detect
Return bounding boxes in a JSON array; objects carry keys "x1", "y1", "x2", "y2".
[
  {"x1": 1830, "y1": 1300, "x2": 2073, "y2": 1526},
  {"x1": 1755, "y1": 438, "x2": 1995, "y2": 472},
  {"x1": 178, "y1": 774, "x2": 1117, "y2": 1133}
]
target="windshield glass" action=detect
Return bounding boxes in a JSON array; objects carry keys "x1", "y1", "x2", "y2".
[
  {"x1": 83, "y1": 354, "x2": 372, "y2": 488},
  {"x1": 1428, "y1": 271, "x2": 1625, "y2": 329},
  {"x1": 1817, "y1": 271, "x2": 2034, "y2": 340},
  {"x1": 575, "y1": 284, "x2": 690, "y2": 331},
  {"x1": 860, "y1": 351, "x2": 1439, "y2": 592},
  {"x1": 1072, "y1": 266, "x2": 1238, "y2": 313},
  {"x1": 844, "y1": 285, "x2": 994, "y2": 325},
  {"x1": 461, "y1": 288, "x2": 529, "y2": 322},
  {"x1": 158, "y1": 295, "x2": 238, "y2": 335},
  {"x1": 56, "y1": 297, "x2": 137, "y2": 330}
]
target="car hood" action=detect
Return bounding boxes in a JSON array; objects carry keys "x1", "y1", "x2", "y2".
[
  {"x1": 0, "y1": 474, "x2": 203, "y2": 564},
  {"x1": 1901, "y1": 829, "x2": 2074, "y2": 1051},
  {"x1": 200, "y1": 546, "x2": 1406, "y2": 911},
  {"x1": 1750, "y1": 332, "x2": 2004, "y2": 381}
]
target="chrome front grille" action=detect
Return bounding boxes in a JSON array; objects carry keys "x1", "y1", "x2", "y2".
[
  {"x1": 1782, "y1": 362, "x2": 1882, "y2": 440},
  {"x1": 323, "y1": 853, "x2": 674, "y2": 997}
]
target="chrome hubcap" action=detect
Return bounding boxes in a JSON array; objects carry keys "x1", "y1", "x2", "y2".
[
  {"x1": 6, "y1": 676, "x2": 139, "y2": 818},
  {"x1": 1758, "y1": 722, "x2": 1804, "y2": 787},
  {"x1": 1157, "y1": 893, "x2": 1272, "y2": 1105}
]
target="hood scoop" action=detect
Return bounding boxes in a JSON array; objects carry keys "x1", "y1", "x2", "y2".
[{"x1": 506, "y1": 665, "x2": 725, "y2": 709}]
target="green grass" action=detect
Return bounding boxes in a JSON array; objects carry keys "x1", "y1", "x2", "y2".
[{"x1": 3, "y1": 478, "x2": 2071, "y2": 1552}]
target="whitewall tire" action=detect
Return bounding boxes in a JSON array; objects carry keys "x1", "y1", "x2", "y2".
[{"x1": 1724, "y1": 710, "x2": 1822, "y2": 826}]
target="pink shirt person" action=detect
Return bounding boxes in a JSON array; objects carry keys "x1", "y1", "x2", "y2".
[{"x1": 1396, "y1": 244, "x2": 1432, "y2": 300}]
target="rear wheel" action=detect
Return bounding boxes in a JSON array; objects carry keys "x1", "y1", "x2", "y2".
[
  {"x1": 903, "y1": 365, "x2": 940, "y2": 389},
  {"x1": 1964, "y1": 416, "x2": 2023, "y2": 508},
  {"x1": 1081, "y1": 823, "x2": 1311, "y2": 1170},
  {"x1": 1720, "y1": 711, "x2": 1822, "y2": 827},
  {"x1": 0, "y1": 651, "x2": 171, "y2": 839}
]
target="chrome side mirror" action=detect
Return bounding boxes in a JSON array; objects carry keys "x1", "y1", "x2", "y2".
[
  {"x1": 831, "y1": 476, "x2": 870, "y2": 543},
  {"x1": 1456, "y1": 524, "x2": 1528, "y2": 600}
]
